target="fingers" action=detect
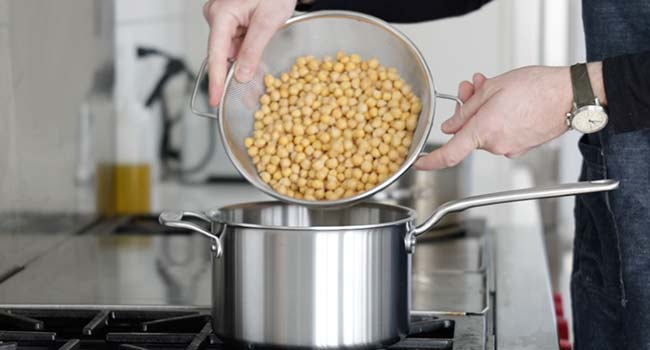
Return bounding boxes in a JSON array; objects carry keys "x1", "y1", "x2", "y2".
[
  {"x1": 235, "y1": 7, "x2": 284, "y2": 82},
  {"x1": 473, "y1": 72, "x2": 487, "y2": 90},
  {"x1": 441, "y1": 80, "x2": 474, "y2": 134},
  {"x1": 229, "y1": 36, "x2": 244, "y2": 59},
  {"x1": 414, "y1": 121, "x2": 480, "y2": 170},
  {"x1": 207, "y1": 10, "x2": 238, "y2": 107},
  {"x1": 442, "y1": 72, "x2": 495, "y2": 134}
]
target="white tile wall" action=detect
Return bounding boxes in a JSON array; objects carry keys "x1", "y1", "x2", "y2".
[{"x1": 0, "y1": 1, "x2": 101, "y2": 212}]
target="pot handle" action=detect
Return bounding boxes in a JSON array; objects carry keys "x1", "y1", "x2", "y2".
[
  {"x1": 405, "y1": 179, "x2": 619, "y2": 250},
  {"x1": 159, "y1": 211, "x2": 223, "y2": 258},
  {"x1": 190, "y1": 58, "x2": 219, "y2": 120}
]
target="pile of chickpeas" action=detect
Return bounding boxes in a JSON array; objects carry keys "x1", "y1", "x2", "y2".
[{"x1": 244, "y1": 52, "x2": 421, "y2": 201}]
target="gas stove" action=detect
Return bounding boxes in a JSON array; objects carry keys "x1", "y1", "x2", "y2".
[
  {"x1": 0, "y1": 212, "x2": 559, "y2": 350},
  {"x1": 0, "y1": 308, "x2": 460, "y2": 350}
]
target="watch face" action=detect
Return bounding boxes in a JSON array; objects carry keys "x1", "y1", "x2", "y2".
[{"x1": 572, "y1": 106, "x2": 608, "y2": 133}]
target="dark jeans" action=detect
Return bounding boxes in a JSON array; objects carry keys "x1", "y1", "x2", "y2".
[
  {"x1": 574, "y1": 1, "x2": 650, "y2": 349},
  {"x1": 573, "y1": 130, "x2": 650, "y2": 349}
]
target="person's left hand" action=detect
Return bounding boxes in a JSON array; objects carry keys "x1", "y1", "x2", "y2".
[{"x1": 414, "y1": 66, "x2": 574, "y2": 170}]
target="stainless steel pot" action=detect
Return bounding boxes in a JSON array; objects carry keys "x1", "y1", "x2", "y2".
[{"x1": 159, "y1": 179, "x2": 618, "y2": 349}]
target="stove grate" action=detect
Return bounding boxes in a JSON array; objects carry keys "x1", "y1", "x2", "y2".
[{"x1": 0, "y1": 308, "x2": 453, "y2": 350}]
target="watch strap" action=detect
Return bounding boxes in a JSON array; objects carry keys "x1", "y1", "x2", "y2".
[{"x1": 570, "y1": 63, "x2": 597, "y2": 108}]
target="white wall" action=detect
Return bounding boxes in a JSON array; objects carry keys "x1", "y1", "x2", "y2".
[{"x1": 0, "y1": 1, "x2": 103, "y2": 212}]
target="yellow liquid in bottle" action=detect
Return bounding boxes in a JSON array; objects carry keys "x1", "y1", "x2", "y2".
[{"x1": 96, "y1": 163, "x2": 150, "y2": 216}]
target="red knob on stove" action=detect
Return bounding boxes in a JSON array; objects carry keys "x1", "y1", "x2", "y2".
[
  {"x1": 557, "y1": 316, "x2": 569, "y2": 340},
  {"x1": 555, "y1": 299, "x2": 564, "y2": 317},
  {"x1": 560, "y1": 339, "x2": 572, "y2": 350}
]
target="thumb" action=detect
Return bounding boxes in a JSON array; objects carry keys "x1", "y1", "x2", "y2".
[{"x1": 414, "y1": 120, "x2": 480, "y2": 170}]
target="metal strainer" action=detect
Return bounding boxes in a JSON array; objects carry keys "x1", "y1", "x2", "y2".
[{"x1": 190, "y1": 10, "x2": 461, "y2": 208}]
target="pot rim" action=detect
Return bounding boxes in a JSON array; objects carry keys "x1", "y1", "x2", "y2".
[{"x1": 205, "y1": 201, "x2": 418, "y2": 231}]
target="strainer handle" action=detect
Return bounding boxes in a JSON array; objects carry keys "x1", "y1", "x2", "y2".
[
  {"x1": 435, "y1": 92, "x2": 464, "y2": 107},
  {"x1": 190, "y1": 58, "x2": 219, "y2": 119}
]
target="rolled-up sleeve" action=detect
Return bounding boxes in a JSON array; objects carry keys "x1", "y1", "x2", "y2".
[
  {"x1": 603, "y1": 51, "x2": 650, "y2": 133},
  {"x1": 296, "y1": 0, "x2": 493, "y2": 23}
]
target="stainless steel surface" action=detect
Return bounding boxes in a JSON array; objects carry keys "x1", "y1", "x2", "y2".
[
  {"x1": 495, "y1": 224, "x2": 560, "y2": 350},
  {"x1": 0, "y1": 216, "x2": 491, "y2": 349},
  {"x1": 412, "y1": 271, "x2": 486, "y2": 314},
  {"x1": 0, "y1": 221, "x2": 214, "y2": 306},
  {"x1": 412, "y1": 222, "x2": 488, "y2": 315},
  {"x1": 411, "y1": 179, "x2": 619, "y2": 237},
  {"x1": 156, "y1": 179, "x2": 617, "y2": 347},
  {"x1": 0, "y1": 213, "x2": 97, "y2": 277},
  {"x1": 0, "y1": 207, "x2": 564, "y2": 349},
  {"x1": 413, "y1": 235, "x2": 482, "y2": 271},
  {"x1": 179, "y1": 202, "x2": 413, "y2": 348},
  {"x1": 0, "y1": 217, "x2": 481, "y2": 312},
  {"x1": 190, "y1": 11, "x2": 461, "y2": 208},
  {"x1": 159, "y1": 211, "x2": 223, "y2": 257}
]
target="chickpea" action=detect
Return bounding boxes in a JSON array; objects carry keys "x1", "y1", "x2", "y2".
[{"x1": 247, "y1": 53, "x2": 421, "y2": 200}]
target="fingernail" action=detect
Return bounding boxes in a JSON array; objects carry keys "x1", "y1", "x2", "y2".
[{"x1": 236, "y1": 65, "x2": 253, "y2": 82}]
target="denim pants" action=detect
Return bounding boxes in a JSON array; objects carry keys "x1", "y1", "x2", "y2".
[{"x1": 573, "y1": 1, "x2": 650, "y2": 349}]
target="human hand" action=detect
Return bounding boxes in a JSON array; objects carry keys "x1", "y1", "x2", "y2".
[
  {"x1": 414, "y1": 66, "x2": 574, "y2": 170},
  {"x1": 203, "y1": 0, "x2": 296, "y2": 107}
]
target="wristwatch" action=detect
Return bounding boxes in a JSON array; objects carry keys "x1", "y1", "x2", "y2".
[{"x1": 566, "y1": 63, "x2": 608, "y2": 133}]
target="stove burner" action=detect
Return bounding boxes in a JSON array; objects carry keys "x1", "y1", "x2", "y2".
[{"x1": 0, "y1": 309, "x2": 454, "y2": 350}]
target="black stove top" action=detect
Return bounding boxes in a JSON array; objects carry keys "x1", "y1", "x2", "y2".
[{"x1": 0, "y1": 308, "x2": 454, "y2": 350}]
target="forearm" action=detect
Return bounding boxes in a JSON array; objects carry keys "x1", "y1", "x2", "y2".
[{"x1": 296, "y1": 0, "x2": 493, "y2": 23}]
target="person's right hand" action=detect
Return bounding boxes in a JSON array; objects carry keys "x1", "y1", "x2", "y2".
[{"x1": 203, "y1": 0, "x2": 296, "y2": 107}]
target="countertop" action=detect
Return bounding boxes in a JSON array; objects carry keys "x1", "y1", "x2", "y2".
[
  {"x1": 493, "y1": 224, "x2": 559, "y2": 350},
  {"x1": 0, "y1": 217, "x2": 488, "y2": 315},
  {"x1": 0, "y1": 212, "x2": 96, "y2": 282},
  {"x1": 0, "y1": 182, "x2": 558, "y2": 350}
]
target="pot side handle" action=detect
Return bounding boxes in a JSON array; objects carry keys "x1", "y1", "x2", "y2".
[
  {"x1": 411, "y1": 179, "x2": 619, "y2": 238},
  {"x1": 159, "y1": 211, "x2": 223, "y2": 258}
]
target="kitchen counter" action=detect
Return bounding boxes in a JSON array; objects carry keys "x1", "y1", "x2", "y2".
[
  {"x1": 0, "y1": 218, "x2": 488, "y2": 313},
  {"x1": 0, "y1": 204, "x2": 558, "y2": 349},
  {"x1": 494, "y1": 224, "x2": 559, "y2": 350},
  {"x1": 0, "y1": 212, "x2": 96, "y2": 282}
]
